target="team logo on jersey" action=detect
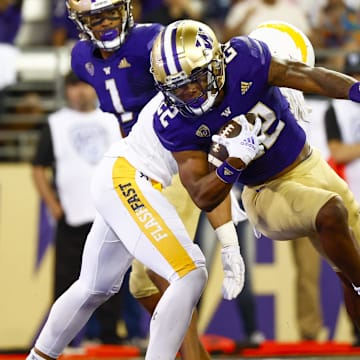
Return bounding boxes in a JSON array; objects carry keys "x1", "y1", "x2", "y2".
[
  {"x1": 241, "y1": 81, "x2": 253, "y2": 95},
  {"x1": 103, "y1": 66, "x2": 111, "y2": 75},
  {"x1": 70, "y1": 124, "x2": 109, "y2": 164},
  {"x1": 195, "y1": 124, "x2": 211, "y2": 138},
  {"x1": 221, "y1": 107, "x2": 232, "y2": 117},
  {"x1": 118, "y1": 58, "x2": 131, "y2": 69},
  {"x1": 85, "y1": 62, "x2": 95, "y2": 76}
]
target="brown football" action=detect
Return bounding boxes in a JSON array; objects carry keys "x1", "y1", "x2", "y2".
[{"x1": 208, "y1": 113, "x2": 256, "y2": 171}]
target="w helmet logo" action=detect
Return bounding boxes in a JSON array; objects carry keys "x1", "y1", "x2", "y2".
[{"x1": 196, "y1": 28, "x2": 213, "y2": 50}]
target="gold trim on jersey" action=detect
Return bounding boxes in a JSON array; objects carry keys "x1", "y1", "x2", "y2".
[{"x1": 112, "y1": 157, "x2": 197, "y2": 277}]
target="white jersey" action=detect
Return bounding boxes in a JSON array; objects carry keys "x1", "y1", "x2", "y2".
[
  {"x1": 105, "y1": 93, "x2": 178, "y2": 188},
  {"x1": 105, "y1": 93, "x2": 246, "y2": 223}
]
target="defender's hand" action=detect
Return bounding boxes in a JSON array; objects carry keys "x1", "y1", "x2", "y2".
[
  {"x1": 212, "y1": 115, "x2": 265, "y2": 165},
  {"x1": 221, "y1": 245, "x2": 245, "y2": 300}
]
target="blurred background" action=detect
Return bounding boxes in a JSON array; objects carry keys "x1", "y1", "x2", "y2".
[{"x1": 1, "y1": 0, "x2": 360, "y2": 353}]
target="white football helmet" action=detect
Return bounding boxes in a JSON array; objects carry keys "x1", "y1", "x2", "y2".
[
  {"x1": 249, "y1": 20, "x2": 315, "y2": 67},
  {"x1": 151, "y1": 20, "x2": 225, "y2": 117},
  {"x1": 249, "y1": 21, "x2": 315, "y2": 123},
  {"x1": 66, "y1": 0, "x2": 133, "y2": 51}
]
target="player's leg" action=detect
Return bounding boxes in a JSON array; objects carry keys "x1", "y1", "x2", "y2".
[
  {"x1": 28, "y1": 214, "x2": 133, "y2": 360},
  {"x1": 130, "y1": 175, "x2": 210, "y2": 359},
  {"x1": 153, "y1": 175, "x2": 209, "y2": 359},
  {"x1": 306, "y1": 152, "x2": 360, "y2": 326},
  {"x1": 145, "y1": 267, "x2": 209, "y2": 360},
  {"x1": 315, "y1": 181, "x2": 360, "y2": 329},
  {"x1": 100, "y1": 158, "x2": 207, "y2": 359},
  {"x1": 243, "y1": 149, "x2": 360, "y2": 328}
]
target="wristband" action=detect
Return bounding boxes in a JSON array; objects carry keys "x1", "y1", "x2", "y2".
[
  {"x1": 216, "y1": 161, "x2": 242, "y2": 184},
  {"x1": 215, "y1": 221, "x2": 239, "y2": 247},
  {"x1": 349, "y1": 82, "x2": 360, "y2": 102}
]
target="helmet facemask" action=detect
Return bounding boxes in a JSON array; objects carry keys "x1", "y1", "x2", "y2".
[
  {"x1": 67, "y1": 0, "x2": 134, "y2": 51},
  {"x1": 158, "y1": 59, "x2": 223, "y2": 117},
  {"x1": 151, "y1": 20, "x2": 225, "y2": 118}
]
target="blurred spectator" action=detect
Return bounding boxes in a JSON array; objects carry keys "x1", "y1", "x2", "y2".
[
  {"x1": 324, "y1": 52, "x2": 360, "y2": 345},
  {"x1": 14, "y1": 92, "x2": 44, "y2": 118},
  {"x1": 141, "y1": 0, "x2": 204, "y2": 25},
  {"x1": 310, "y1": 0, "x2": 360, "y2": 70},
  {"x1": 222, "y1": 0, "x2": 311, "y2": 42},
  {"x1": 51, "y1": 0, "x2": 79, "y2": 47},
  {"x1": 203, "y1": 0, "x2": 231, "y2": 38}
]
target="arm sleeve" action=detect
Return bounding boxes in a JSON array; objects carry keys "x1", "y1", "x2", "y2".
[
  {"x1": 324, "y1": 104, "x2": 342, "y2": 142},
  {"x1": 32, "y1": 123, "x2": 55, "y2": 166}
]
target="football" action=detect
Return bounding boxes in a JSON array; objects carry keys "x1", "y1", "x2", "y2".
[{"x1": 208, "y1": 113, "x2": 256, "y2": 171}]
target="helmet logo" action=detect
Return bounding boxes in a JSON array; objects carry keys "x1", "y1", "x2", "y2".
[{"x1": 196, "y1": 28, "x2": 213, "y2": 51}]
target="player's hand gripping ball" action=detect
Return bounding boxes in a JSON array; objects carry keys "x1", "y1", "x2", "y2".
[{"x1": 208, "y1": 113, "x2": 259, "y2": 171}]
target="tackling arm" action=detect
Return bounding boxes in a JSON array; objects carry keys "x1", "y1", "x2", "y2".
[
  {"x1": 173, "y1": 116, "x2": 263, "y2": 211},
  {"x1": 173, "y1": 149, "x2": 233, "y2": 211}
]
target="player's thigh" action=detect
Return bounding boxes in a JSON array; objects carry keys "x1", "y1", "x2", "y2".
[
  {"x1": 162, "y1": 174, "x2": 201, "y2": 240},
  {"x1": 324, "y1": 162, "x2": 360, "y2": 243},
  {"x1": 93, "y1": 157, "x2": 206, "y2": 283},
  {"x1": 79, "y1": 214, "x2": 133, "y2": 294},
  {"x1": 242, "y1": 181, "x2": 334, "y2": 241},
  {"x1": 243, "y1": 150, "x2": 339, "y2": 240},
  {"x1": 130, "y1": 175, "x2": 201, "y2": 298},
  {"x1": 304, "y1": 150, "x2": 360, "y2": 245}
]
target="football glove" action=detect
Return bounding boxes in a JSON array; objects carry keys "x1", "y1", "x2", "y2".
[
  {"x1": 212, "y1": 115, "x2": 265, "y2": 165},
  {"x1": 221, "y1": 245, "x2": 245, "y2": 300}
]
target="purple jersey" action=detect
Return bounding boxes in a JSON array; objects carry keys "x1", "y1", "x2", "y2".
[
  {"x1": 153, "y1": 36, "x2": 307, "y2": 185},
  {"x1": 71, "y1": 23, "x2": 163, "y2": 135}
]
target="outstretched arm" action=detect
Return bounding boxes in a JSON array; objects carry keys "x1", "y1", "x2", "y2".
[{"x1": 268, "y1": 57, "x2": 358, "y2": 100}]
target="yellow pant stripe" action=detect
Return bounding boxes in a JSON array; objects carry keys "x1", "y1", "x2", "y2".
[{"x1": 112, "y1": 157, "x2": 196, "y2": 278}]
